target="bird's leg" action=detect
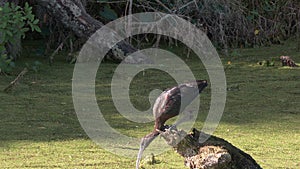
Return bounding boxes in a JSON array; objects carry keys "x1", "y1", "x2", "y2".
[
  {"x1": 136, "y1": 131, "x2": 159, "y2": 169},
  {"x1": 167, "y1": 126, "x2": 175, "y2": 131},
  {"x1": 160, "y1": 124, "x2": 170, "y2": 131}
]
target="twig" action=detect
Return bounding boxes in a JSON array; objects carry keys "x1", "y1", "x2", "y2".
[
  {"x1": 49, "y1": 34, "x2": 71, "y2": 65},
  {"x1": 186, "y1": 47, "x2": 191, "y2": 58},
  {"x1": 155, "y1": 0, "x2": 172, "y2": 13},
  {"x1": 153, "y1": 34, "x2": 161, "y2": 48},
  {"x1": 95, "y1": 0, "x2": 127, "y2": 3},
  {"x1": 4, "y1": 68, "x2": 28, "y2": 92},
  {"x1": 193, "y1": 0, "x2": 199, "y2": 10},
  {"x1": 127, "y1": 0, "x2": 133, "y2": 43},
  {"x1": 174, "y1": 0, "x2": 195, "y2": 13},
  {"x1": 49, "y1": 42, "x2": 64, "y2": 65}
]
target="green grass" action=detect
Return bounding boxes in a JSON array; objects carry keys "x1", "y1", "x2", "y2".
[{"x1": 0, "y1": 40, "x2": 299, "y2": 169}]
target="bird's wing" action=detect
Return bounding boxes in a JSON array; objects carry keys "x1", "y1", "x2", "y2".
[
  {"x1": 163, "y1": 87, "x2": 181, "y2": 111},
  {"x1": 152, "y1": 86, "x2": 181, "y2": 118}
]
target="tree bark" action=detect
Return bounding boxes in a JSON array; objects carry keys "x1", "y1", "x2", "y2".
[
  {"x1": 159, "y1": 127, "x2": 262, "y2": 169},
  {"x1": 35, "y1": 0, "x2": 152, "y2": 64}
]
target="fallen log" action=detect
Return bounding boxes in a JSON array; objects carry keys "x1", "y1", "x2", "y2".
[
  {"x1": 36, "y1": 0, "x2": 152, "y2": 64},
  {"x1": 159, "y1": 127, "x2": 262, "y2": 169}
]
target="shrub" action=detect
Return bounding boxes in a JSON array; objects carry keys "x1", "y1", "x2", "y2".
[{"x1": 0, "y1": 2, "x2": 40, "y2": 73}]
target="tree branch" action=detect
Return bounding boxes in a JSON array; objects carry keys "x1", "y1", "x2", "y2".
[
  {"x1": 36, "y1": 0, "x2": 152, "y2": 64},
  {"x1": 4, "y1": 68, "x2": 28, "y2": 92}
]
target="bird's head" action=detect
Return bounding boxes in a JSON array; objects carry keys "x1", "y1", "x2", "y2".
[
  {"x1": 179, "y1": 80, "x2": 208, "y2": 99},
  {"x1": 182, "y1": 80, "x2": 207, "y2": 89},
  {"x1": 195, "y1": 80, "x2": 208, "y2": 93}
]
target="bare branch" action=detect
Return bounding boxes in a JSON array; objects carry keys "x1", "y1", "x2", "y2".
[{"x1": 4, "y1": 68, "x2": 28, "y2": 92}]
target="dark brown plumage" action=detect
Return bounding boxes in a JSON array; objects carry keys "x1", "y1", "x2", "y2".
[{"x1": 136, "y1": 80, "x2": 208, "y2": 169}]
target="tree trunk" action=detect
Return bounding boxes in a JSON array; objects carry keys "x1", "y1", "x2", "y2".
[
  {"x1": 35, "y1": 0, "x2": 152, "y2": 64},
  {"x1": 159, "y1": 127, "x2": 262, "y2": 169}
]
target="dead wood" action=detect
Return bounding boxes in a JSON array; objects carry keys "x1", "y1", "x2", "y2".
[
  {"x1": 4, "y1": 68, "x2": 28, "y2": 92},
  {"x1": 159, "y1": 127, "x2": 262, "y2": 169}
]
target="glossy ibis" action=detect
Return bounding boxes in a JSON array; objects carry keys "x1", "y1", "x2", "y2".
[{"x1": 136, "y1": 80, "x2": 208, "y2": 169}]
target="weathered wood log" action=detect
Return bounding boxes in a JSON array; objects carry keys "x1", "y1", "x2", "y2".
[
  {"x1": 159, "y1": 127, "x2": 262, "y2": 169},
  {"x1": 36, "y1": 0, "x2": 152, "y2": 64}
]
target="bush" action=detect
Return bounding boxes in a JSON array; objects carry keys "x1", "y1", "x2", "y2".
[{"x1": 0, "y1": 2, "x2": 40, "y2": 73}]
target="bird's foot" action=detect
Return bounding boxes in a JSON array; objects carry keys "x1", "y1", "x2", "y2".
[
  {"x1": 155, "y1": 125, "x2": 178, "y2": 134},
  {"x1": 162, "y1": 125, "x2": 171, "y2": 131},
  {"x1": 169, "y1": 124, "x2": 178, "y2": 131},
  {"x1": 167, "y1": 124, "x2": 177, "y2": 131},
  {"x1": 155, "y1": 125, "x2": 167, "y2": 134}
]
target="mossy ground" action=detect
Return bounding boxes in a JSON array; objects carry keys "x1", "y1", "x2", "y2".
[{"x1": 0, "y1": 39, "x2": 299, "y2": 168}]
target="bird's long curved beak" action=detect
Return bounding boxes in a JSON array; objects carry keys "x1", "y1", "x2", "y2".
[
  {"x1": 136, "y1": 143, "x2": 143, "y2": 169},
  {"x1": 136, "y1": 133, "x2": 158, "y2": 169}
]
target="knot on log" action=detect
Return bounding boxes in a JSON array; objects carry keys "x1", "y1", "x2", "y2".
[
  {"x1": 159, "y1": 127, "x2": 187, "y2": 147},
  {"x1": 159, "y1": 127, "x2": 262, "y2": 169},
  {"x1": 185, "y1": 146, "x2": 231, "y2": 169}
]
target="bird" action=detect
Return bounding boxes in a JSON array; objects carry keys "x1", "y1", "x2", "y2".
[{"x1": 136, "y1": 80, "x2": 208, "y2": 169}]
